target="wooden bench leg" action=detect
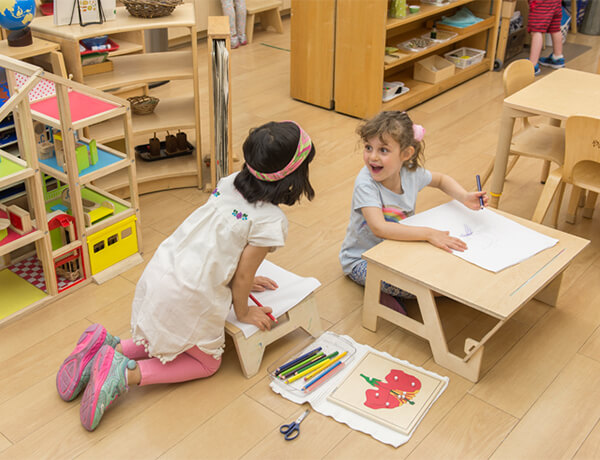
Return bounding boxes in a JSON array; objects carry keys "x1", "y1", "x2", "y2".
[
  {"x1": 226, "y1": 294, "x2": 323, "y2": 378},
  {"x1": 229, "y1": 328, "x2": 266, "y2": 378},
  {"x1": 258, "y1": 8, "x2": 283, "y2": 34},
  {"x1": 246, "y1": 13, "x2": 256, "y2": 43}
]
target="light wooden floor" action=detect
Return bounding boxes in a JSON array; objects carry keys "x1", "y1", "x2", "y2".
[{"x1": 1, "y1": 19, "x2": 600, "y2": 460}]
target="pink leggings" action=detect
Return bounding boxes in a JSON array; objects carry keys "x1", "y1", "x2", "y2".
[{"x1": 120, "y1": 339, "x2": 221, "y2": 386}]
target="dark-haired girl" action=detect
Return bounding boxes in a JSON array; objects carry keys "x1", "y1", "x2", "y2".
[{"x1": 56, "y1": 121, "x2": 316, "y2": 431}]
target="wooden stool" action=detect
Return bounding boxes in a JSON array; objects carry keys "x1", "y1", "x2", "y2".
[
  {"x1": 225, "y1": 294, "x2": 323, "y2": 378},
  {"x1": 245, "y1": 0, "x2": 283, "y2": 44}
]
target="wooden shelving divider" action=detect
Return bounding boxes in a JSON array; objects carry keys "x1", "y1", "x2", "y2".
[{"x1": 291, "y1": 0, "x2": 501, "y2": 119}]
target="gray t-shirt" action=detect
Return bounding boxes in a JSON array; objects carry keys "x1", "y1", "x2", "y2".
[{"x1": 339, "y1": 165, "x2": 432, "y2": 275}]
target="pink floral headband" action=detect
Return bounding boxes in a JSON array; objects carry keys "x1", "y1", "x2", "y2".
[
  {"x1": 246, "y1": 121, "x2": 312, "y2": 182},
  {"x1": 413, "y1": 123, "x2": 425, "y2": 142}
]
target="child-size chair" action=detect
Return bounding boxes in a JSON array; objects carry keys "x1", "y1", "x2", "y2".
[
  {"x1": 481, "y1": 59, "x2": 564, "y2": 186},
  {"x1": 532, "y1": 115, "x2": 600, "y2": 226}
]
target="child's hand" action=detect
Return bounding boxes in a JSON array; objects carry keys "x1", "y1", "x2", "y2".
[
  {"x1": 463, "y1": 191, "x2": 488, "y2": 210},
  {"x1": 427, "y1": 229, "x2": 467, "y2": 253},
  {"x1": 251, "y1": 276, "x2": 278, "y2": 292},
  {"x1": 238, "y1": 305, "x2": 274, "y2": 331}
]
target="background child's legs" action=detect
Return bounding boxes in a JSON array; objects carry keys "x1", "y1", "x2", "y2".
[
  {"x1": 529, "y1": 31, "x2": 544, "y2": 65},
  {"x1": 220, "y1": 0, "x2": 239, "y2": 46},
  {"x1": 234, "y1": 0, "x2": 247, "y2": 42},
  {"x1": 550, "y1": 31, "x2": 563, "y2": 56},
  {"x1": 120, "y1": 339, "x2": 221, "y2": 386}
]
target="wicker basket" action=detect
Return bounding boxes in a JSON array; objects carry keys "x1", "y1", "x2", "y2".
[
  {"x1": 121, "y1": 0, "x2": 183, "y2": 18},
  {"x1": 128, "y1": 95, "x2": 159, "y2": 115}
]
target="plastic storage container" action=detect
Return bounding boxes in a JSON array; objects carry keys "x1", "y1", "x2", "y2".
[
  {"x1": 268, "y1": 333, "x2": 357, "y2": 397},
  {"x1": 444, "y1": 47, "x2": 485, "y2": 68}
]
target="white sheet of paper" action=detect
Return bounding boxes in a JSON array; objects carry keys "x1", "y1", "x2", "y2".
[
  {"x1": 401, "y1": 201, "x2": 558, "y2": 272},
  {"x1": 227, "y1": 260, "x2": 321, "y2": 338}
]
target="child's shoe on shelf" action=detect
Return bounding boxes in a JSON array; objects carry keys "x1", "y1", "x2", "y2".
[
  {"x1": 239, "y1": 34, "x2": 248, "y2": 46},
  {"x1": 534, "y1": 63, "x2": 541, "y2": 76},
  {"x1": 79, "y1": 345, "x2": 136, "y2": 431},
  {"x1": 56, "y1": 324, "x2": 120, "y2": 402},
  {"x1": 231, "y1": 35, "x2": 240, "y2": 49},
  {"x1": 539, "y1": 53, "x2": 565, "y2": 69}
]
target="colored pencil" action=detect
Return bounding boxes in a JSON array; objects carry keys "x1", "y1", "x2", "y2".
[
  {"x1": 277, "y1": 352, "x2": 325, "y2": 379},
  {"x1": 302, "y1": 360, "x2": 343, "y2": 391},
  {"x1": 249, "y1": 293, "x2": 278, "y2": 323},
  {"x1": 280, "y1": 351, "x2": 338, "y2": 380},
  {"x1": 303, "y1": 362, "x2": 345, "y2": 393},
  {"x1": 304, "y1": 351, "x2": 347, "y2": 381},
  {"x1": 274, "y1": 346, "x2": 322, "y2": 376},
  {"x1": 281, "y1": 355, "x2": 329, "y2": 379},
  {"x1": 285, "y1": 351, "x2": 339, "y2": 384},
  {"x1": 476, "y1": 174, "x2": 484, "y2": 209}
]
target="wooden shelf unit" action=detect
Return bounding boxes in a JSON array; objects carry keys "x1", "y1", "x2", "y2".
[
  {"x1": 30, "y1": 3, "x2": 203, "y2": 193},
  {"x1": 0, "y1": 55, "x2": 143, "y2": 325},
  {"x1": 291, "y1": 0, "x2": 501, "y2": 119}
]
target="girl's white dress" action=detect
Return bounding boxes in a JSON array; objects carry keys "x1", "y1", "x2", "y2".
[{"x1": 131, "y1": 173, "x2": 288, "y2": 363}]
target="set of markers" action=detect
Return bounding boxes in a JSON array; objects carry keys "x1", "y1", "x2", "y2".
[{"x1": 273, "y1": 346, "x2": 349, "y2": 393}]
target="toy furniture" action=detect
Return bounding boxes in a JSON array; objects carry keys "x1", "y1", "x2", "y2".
[
  {"x1": 0, "y1": 204, "x2": 33, "y2": 235},
  {"x1": 532, "y1": 115, "x2": 600, "y2": 226},
  {"x1": 225, "y1": 293, "x2": 323, "y2": 378},
  {"x1": 30, "y1": 4, "x2": 203, "y2": 196},
  {"x1": 245, "y1": 0, "x2": 284, "y2": 44},
  {"x1": 490, "y1": 68, "x2": 600, "y2": 209},
  {"x1": 0, "y1": 54, "x2": 142, "y2": 324},
  {"x1": 361, "y1": 209, "x2": 588, "y2": 382},
  {"x1": 480, "y1": 60, "x2": 564, "y2": 187}
]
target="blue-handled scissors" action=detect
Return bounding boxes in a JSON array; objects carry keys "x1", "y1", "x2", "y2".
[{"x1": 279, "y1": 409, "x2": 309, "y2": 441}]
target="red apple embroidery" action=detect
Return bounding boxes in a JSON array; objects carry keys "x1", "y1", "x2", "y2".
[{"x1": 360, "y1": 369, "x2": 421, "y2": 409}]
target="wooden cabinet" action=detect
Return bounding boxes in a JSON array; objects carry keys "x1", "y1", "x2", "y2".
[
  {"x1": 292, "y1": 0, "x2": 501, "y2": 119},
  {"x1": 30, "y1": 4, "x2": 202, "y2": 195},
  {"x1": 290, "y1": 0, "x2": 336, "y2": 109}
]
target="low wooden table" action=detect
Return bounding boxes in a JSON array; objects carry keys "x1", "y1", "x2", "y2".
[
  {"x1": 361, "y1": 209, "x2": 589, "y2": 382},
  {"x1": 0, "y1": 37, "x2": 66, "y2": 77},
  {"x1": 225, "y1": 293, "x2": 323, "y2": 378}
]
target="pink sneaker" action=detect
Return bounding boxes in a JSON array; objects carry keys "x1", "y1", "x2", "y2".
[
  {"x1": 56, "y1": 324, "x2": 120, "y2": 401},
  {"x1": 380, "y1": 292, "x2": 407, "y2": 315},
  {"x1": 239, "y1": 34, "x2": 248, "y2": 46},
  {"x1": 79, "y1": 345, "x2": 136, "y2": 431}
]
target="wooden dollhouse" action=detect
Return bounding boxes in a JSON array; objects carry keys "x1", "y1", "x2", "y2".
[{"x1": 0, "y1": 55, "x2": 142, "y2": 324}]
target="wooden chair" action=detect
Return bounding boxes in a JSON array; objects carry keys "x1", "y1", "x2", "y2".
[
  {"x1": 245, "y1": 0, "x2": 283, "y2": 44},
  {"x1": 532, "y1": 115, "x2": 600, "y2": 226},
  {"x1": 481, "y1": 59, "x2": 564, "y2": 186}
]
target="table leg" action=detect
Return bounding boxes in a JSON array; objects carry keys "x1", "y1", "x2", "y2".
[
  {"x1": 362, "y1": 263, "x2": 484, "y2": 382},
  {"x1": 490, "y1": 107, "x2": 517, "y2": 208},
  {"x1": 534, "y1": 272, "x2": 563, "y2": 307}
]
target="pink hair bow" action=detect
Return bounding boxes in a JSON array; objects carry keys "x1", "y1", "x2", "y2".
[{"x1": 413, "y1": 124, "x2": 425, "y2": 142}]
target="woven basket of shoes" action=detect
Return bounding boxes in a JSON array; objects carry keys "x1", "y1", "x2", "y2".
[
  {"x1": 121, "y1": 0, "x2": 183, "y2": 18},
  {"x1": 127, "y1": 95, "x2": 159, "y2": 115}
]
